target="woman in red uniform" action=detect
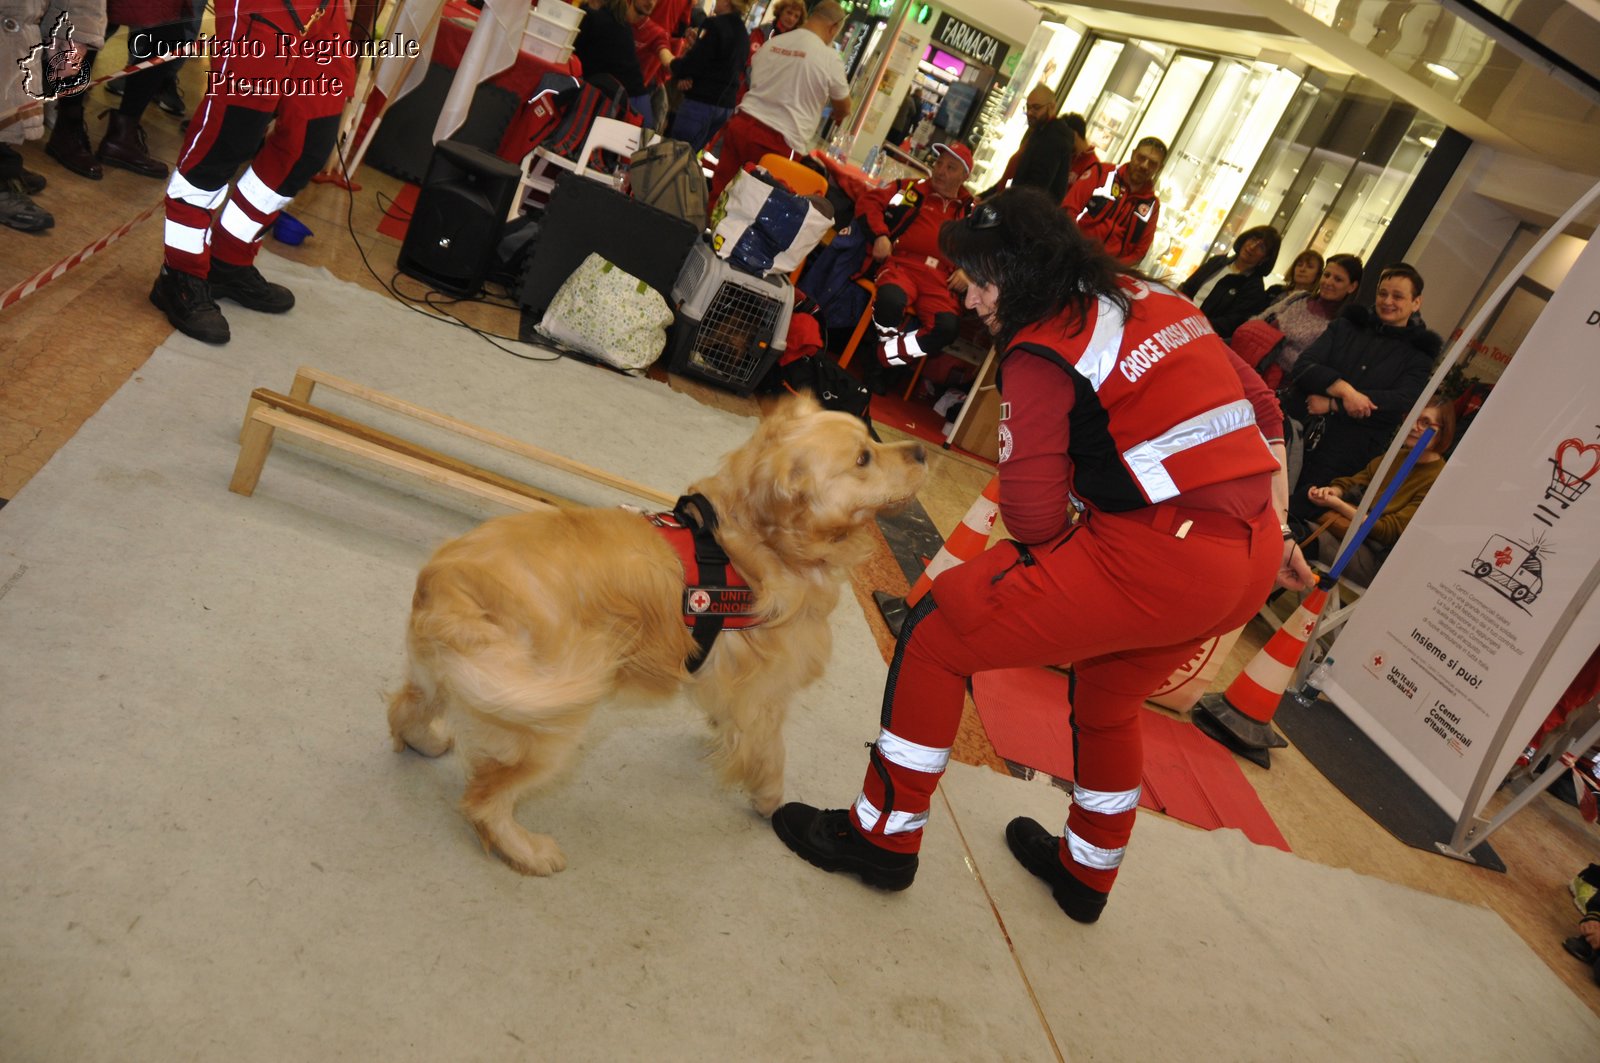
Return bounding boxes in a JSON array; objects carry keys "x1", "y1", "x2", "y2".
[{"x1": 772, "y1": 188, "x2": 1303, "y2": 922}]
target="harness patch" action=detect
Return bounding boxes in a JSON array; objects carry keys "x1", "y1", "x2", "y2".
[{"x1": 644, "y1": 497, "x2": 762, "y2": 673}]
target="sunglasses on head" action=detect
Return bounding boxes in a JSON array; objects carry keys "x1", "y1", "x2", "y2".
[{"x1": 970, "y1": 201, "x2": 1001, "y2": 230}]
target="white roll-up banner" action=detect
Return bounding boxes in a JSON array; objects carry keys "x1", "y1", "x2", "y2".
[{"x1": 1320, "y1": 234, "x2": 1600, "y2": 820}]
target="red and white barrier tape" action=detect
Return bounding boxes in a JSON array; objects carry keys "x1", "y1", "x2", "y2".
[{"x1": 0, "y1": 202, "x2": 161, "y2": 313}]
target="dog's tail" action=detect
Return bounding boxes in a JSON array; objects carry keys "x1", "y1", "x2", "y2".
[{"x1": 411, "y1": 609, "x2": 616, "y2": 732}]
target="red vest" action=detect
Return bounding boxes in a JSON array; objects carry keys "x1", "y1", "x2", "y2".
[{"x1": 1006, "y1": 278, "x2": 1278, "y2": 511}]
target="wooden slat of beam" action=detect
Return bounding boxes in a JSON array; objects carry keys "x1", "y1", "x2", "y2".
[
  {"x1": 248, "y1": 388, "x2": 573, "y2": 511},
  {"x1": 247, "y1": 406, "x2": 555, "y2": 514},
  {"x1": 290, "y1": 366, "x2": 677, "y2": 508}
]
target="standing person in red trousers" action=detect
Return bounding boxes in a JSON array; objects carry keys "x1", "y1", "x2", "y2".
[
  {"x1": 149, "y1": 0, "x2": 354, "y2": 345},
  {"x1": 772, "y1": 187, "x2": 1303, "y2": 923},
  {"x1": 706, "y1": 0, "x2": 849, "y2": 209}
]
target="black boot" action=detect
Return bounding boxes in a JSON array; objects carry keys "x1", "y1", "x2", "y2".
[
  {"x1": 45, "y1": 108, "x2": 103, "y2": 180},
  {"x1": 97, "y1": 111, "x2": 169, "y2": 179},
  {"x1": 1005, "y1": 816, "x2": 1110, "y2": 924},
  {"x1": 771, "y1": 803, "x2": 918, "y2": 890},
  {"x1": 149, "y1": 266, "x2": 230, "y2": 344},
  {"x1": 208, "y1": 260, "x2": 295, "y2": 314}
]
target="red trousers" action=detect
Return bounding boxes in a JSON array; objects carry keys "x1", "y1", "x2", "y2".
[
  {"x1": 852, "y1": 503, "x2": 1278, "y2": 894},
  {"x1": 163, "y1": 0, "x2": 353, "y2": 276},
  {"x1": 707, "y1": 111, "x2": 793, "y2": 212}
]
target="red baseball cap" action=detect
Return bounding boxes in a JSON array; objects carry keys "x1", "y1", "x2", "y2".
[{"x1": 931, "y1": 142, "x2": 973, "y2": 173}]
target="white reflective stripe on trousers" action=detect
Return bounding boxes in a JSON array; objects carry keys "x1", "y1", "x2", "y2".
[
  {"x1": 218, "y1": 201, "x2": 265, "y2": 244},
  {"x1": 1120, "y1": 398, "x2": 1258, "y2": 503},
  {"x1": 876, "y1": 728, "x2": 950, "y2": 775},
  {"x1": 1072, "y1": 782, "x2": 1142, "y2": 816},
  {"x1": 234, "y1": 165, "x2": 293, "y2": 215},
  {"x1": 854, "y1": 793, "x2": 928, "y2": 835},
  {"x1": 1064, "y1": 825, "x2": 1126, "y2": 870},
  {"x1": 165, "y1": 169, "x2": 228, "y2": 210},
  {"x1": 163, "y1": 220, "x2": 209, "y2": 254}
]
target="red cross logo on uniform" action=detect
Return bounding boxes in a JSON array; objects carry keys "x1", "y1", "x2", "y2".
[{"x1": 688, "y1": 589, "x2": 711, "y2": 613}]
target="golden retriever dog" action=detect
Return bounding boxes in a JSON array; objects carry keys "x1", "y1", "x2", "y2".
[{"x1": 387, "y1": 395, "x2": 926, "y2": 875}]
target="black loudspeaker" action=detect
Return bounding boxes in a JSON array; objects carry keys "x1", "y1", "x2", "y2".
[{"x1": 397, "y1": 140, "x2": 522, "y2": 298}]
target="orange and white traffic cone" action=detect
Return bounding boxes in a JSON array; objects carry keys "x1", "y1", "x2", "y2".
[
  {"x1": 1192, "y1": 586, "x2": 1330, "y2": 768},
  {"x1": 875, "y1": 475, "x2": 1000, "y2": 637}
]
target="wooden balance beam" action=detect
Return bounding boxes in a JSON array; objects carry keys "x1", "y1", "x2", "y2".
[{"x1": 230, "y1": 366, "x2": 676, "y2": 512}]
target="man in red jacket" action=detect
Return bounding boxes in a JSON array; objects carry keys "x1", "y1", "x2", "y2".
[
  {"x1": 1062, "y1": 136, "x2": 1166, "y2": 266},
  {"x1": 856, "y1": 142, "x2": 974, "y2": 388}
]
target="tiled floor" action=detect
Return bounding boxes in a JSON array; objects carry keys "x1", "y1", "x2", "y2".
[{"x1": 3, "y1": 49, "x2": 1598, "y2": 1016}]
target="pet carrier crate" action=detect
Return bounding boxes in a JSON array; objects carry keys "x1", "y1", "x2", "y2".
[{"x1": 666, "y1": 242, "x2": 793, "y2": 395}]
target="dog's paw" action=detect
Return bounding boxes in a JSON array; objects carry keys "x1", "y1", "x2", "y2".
[
  {"x1": 495, "y1": 830, "x2": 568, "y2": 876},
  {"x1": 750, "y1": 789, "x2": 784, "y2": 818},
  {"x1": 396, "y1": 719, "x2": 453, "y2": 758}
]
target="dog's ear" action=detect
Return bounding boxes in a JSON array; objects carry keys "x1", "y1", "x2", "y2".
[{"x1": 767, "y1": 390, "x2": 821, "y2": 424}]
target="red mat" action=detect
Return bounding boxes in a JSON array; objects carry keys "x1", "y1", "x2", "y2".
[
  {"x1": 376, "y1": 183, "x2": 420, "y2": 243},
  {"x1": 971, "y1": 667, "x2": 1290, "y2": 852}
]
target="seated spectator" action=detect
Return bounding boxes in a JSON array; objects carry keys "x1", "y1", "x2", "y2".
[
  {"x1": 667, "y1": 0, "x2": 751, "y2": 154},
  {"x1": 1299, "y1": 400, "x2": 1454, "y2": 586},
  {"x1": 1062, "y1": 136, "x2": 1166, "y2": 266},
  {"x1": 574, "y1": 0, "x2": 648, "y2": 121},
  {"x1": 853, "y1": 142, "x2": 973, "y2": 393},
  {"x1": 1283, "y1": 263, "x2": 1439, "y2": 521},
  {"x1": 1264, "y1": 249, "x2": 1323, "y2": 303},
  {"x1": 1249, "y1": 252, "x2": 1364, "y2": 386},
  {"x1": 1564, "y1": 862, "x2": 1600, "y2": 987},
  {"x1": 1177, "y1": 225, "x2": 1282, "y2": 341}
]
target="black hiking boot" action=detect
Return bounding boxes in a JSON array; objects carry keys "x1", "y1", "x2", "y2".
[
  {"x1": 207, "y1": 260, "x2": 295, "y2": 314},
  {"x1": 149, "y1": 266, "x2": 230, "y2": 344},
  {"x1": 771, "y1": 803, "x2": 918, "y2": 891},
  {"x1": 1005, "y1": 816, "x2": 1110, "y2": 924}
]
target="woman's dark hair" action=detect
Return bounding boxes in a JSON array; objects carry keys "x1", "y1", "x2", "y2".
[
  {"x1": 1232, "y1": 225, "x2": 1282, "y2": 276},
  {"x1": 1324, "y1": 252, "x2": 1364, "y2": 288},
  {"x1": 1379, "y1": 261, "x2": 1425, "y2": 297},
  {"x1": 940, "y1": 187, "x2": 1138, "y2": 348}
]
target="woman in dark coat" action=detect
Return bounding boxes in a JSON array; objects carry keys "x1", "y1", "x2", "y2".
[
  {"x1": 667, "y1": 0, "x2": 751, "y2": 153},
  {"x1": 1178, "y1": 225, "x2": 1282, "y2": 340},
  {"x1": 1283, "y1": 262, "x2": 1441, "y2": 521}
]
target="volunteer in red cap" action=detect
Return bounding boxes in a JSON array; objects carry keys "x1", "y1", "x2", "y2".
[{"x1": 852, "y1": 141, "x2": 975, "y2": 385}]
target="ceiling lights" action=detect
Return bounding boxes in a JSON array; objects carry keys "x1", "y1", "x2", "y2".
[{"x1": 1424, "y1": 61, "x2": 1461, "y2": 81}]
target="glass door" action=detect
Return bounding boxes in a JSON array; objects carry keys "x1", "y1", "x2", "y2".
[
  {"x1": 1150, "y1": 61, "x2": 1302, "y2": 279},
  {"x1": 1060, "y1": 38, "x2": 1125, "y2": 118},
  {"x1": 1314, "y1": 114, "x2": 1446, "y2": 262}
]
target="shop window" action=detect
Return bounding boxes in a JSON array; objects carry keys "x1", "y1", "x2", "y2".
[
  {"x1": 1061, "y1": 38, "x2": 1124, "y2": 118},
  {"x1": 1146, "y1": 61, "x2": 1301, "y2": 280}
]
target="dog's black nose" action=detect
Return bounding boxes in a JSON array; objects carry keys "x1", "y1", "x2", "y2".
[{"x1": 911, "y1": 445, "x2": 927, "y2": 464}]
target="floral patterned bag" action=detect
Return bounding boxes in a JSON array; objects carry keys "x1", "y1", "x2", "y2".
[{"x1": 537, "y1": 253, "x2": 674, "y2": 372}]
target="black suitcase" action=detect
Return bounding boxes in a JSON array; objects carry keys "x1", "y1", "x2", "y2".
[{"x1": 516, "y1": 171, "x2": 702, "y2": 319}]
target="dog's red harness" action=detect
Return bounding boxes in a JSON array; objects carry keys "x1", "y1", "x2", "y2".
[{"x1": 645, "y1": 494, "x2": 761, "y2": 673}]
